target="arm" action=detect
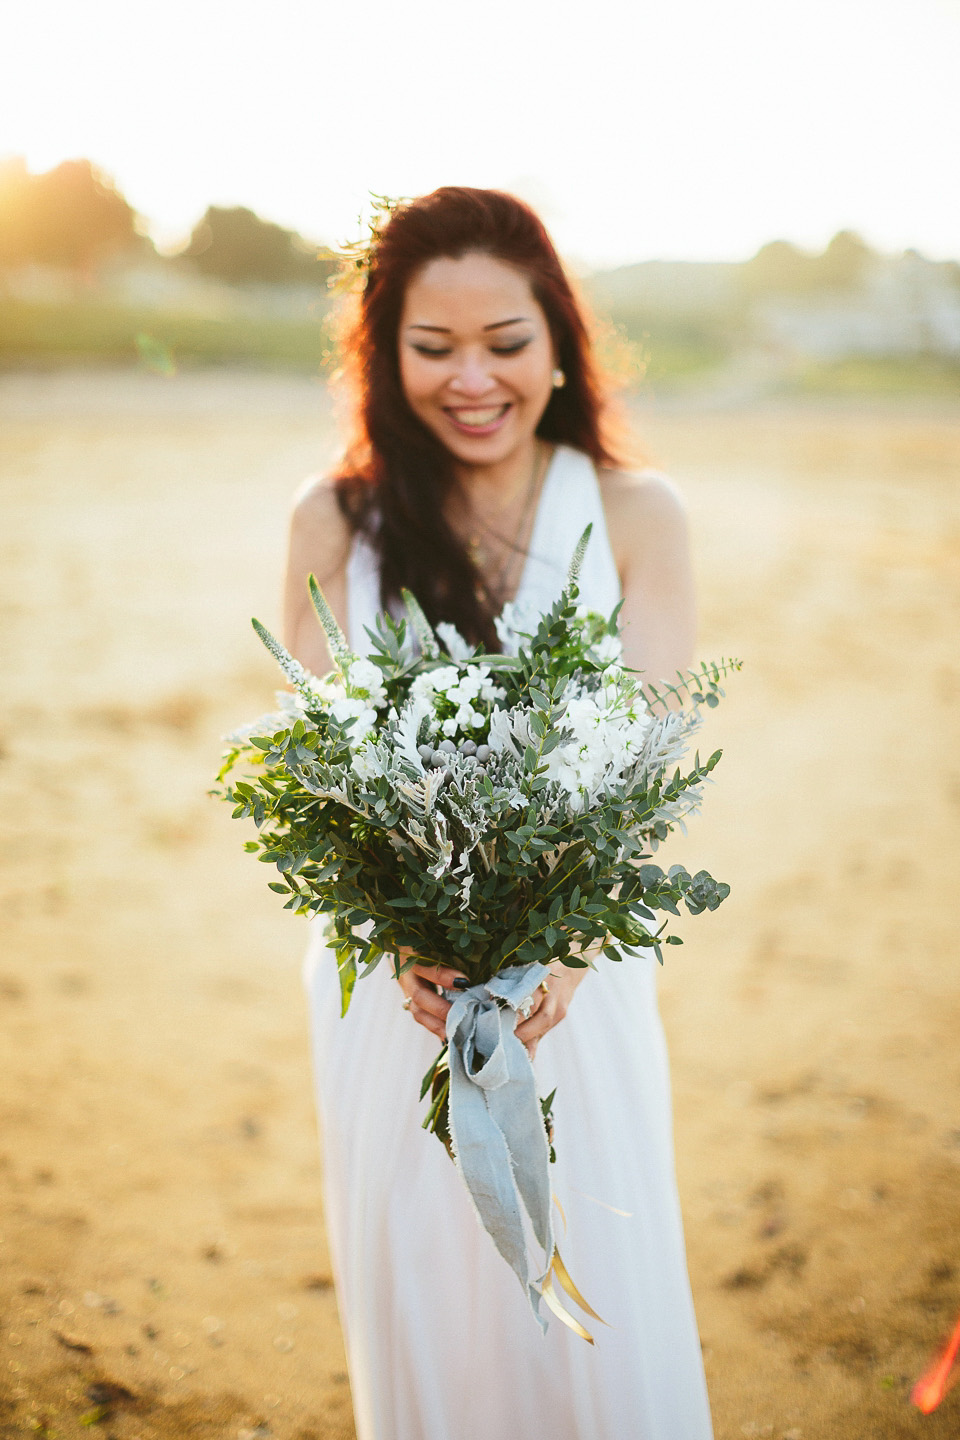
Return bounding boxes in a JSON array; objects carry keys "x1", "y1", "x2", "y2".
[
  {"x1": 282, "y1": 475, "x2": 352, "y2": 670},
  {"x1": 598, "y1": 468, "x2": 697, "y2": 684}
]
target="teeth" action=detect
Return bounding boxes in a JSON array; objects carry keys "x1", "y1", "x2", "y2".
[{"x1": 450, "y1": 406, "x2": 506, "y2": 428}]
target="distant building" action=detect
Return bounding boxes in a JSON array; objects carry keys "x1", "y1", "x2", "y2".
[{"x1": 756, "y1": 252, "x2": 960, "y2": 359}]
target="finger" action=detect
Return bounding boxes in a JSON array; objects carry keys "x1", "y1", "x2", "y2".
[
  {"x1": 513, "y1": 980, "x2": 550, "y2": 1030},
  {"x1": 407, "y1": 1002, "x2": 447, "y2": 1042},
  {"x1": 410, "y1": 962, "x2": 470, "y2": 990},
  {"x1": 520, "y1": 988, "x2": 548, "y2": 1019},
  {"x1": 407, "y1": 984, "x2": 451, "y2": 1023},
  {"x1": 516, "y1": 999, "x2": 560, "y2": 1046},
  {"x1": 399, "y1": 973, "x2": 453, "y2": 1017}
]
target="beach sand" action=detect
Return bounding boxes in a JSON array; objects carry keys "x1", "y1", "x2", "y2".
[{"x1": 1, "y1": 369, "x2": 958, "y2": 1439}]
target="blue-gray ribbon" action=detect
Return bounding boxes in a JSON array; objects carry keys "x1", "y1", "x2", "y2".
[{"x1": 444, "y1": 962, "x2": 555, "y2": 1326}]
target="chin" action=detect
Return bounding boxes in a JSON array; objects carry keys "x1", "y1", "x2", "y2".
[{"x1": 435, "y1": 413, "x2": 537, "y2": 467}]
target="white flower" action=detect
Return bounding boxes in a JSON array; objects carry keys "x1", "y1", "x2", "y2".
[
  {"x1": 222, "y1": 712, "x2": 290, "y2": 746},
  {"x1": 410, "y1": 665, "x2": 460, "y2": 702},
  {"x1": 347, "y1": 658, "x2": 388, "y2": 709},
  {"x1": 331, "y1": 696, "x2": 378, "y2": 746},
  {"x1": 441, "y1": 716, "x2": 459, "y2": 737},
  {"x1": 589, "y1": 632, "x2": 623, "y2": 667},
  {"x1": 436, "y1": 623, "x2": 474, "y2": 663}
]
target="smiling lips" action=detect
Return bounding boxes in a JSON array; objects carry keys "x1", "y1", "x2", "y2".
[{"x1": 444, "y1": 403, "x2": 511, "y2": 435}]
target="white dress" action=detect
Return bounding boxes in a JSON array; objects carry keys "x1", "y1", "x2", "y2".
[{"x1": 304, "y1": 446, "x2": 714, "y2": 1440}]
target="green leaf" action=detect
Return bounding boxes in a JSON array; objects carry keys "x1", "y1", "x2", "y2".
[{"x1": 338, "y1": 954, "x2": 357, "y2": 1016}]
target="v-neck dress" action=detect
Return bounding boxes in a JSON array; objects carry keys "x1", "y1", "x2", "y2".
[{"x1": 303, "y1": 445, "x2": 714, "y2": 1440}]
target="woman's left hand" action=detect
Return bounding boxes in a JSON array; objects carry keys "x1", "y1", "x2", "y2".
[{"x1": 514, "y1": 962, "x2": 589, "y2": 1059}]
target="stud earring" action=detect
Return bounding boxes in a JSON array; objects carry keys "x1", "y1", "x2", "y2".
[{"x1": 551, "y1": 367, "x2": 566, "y2": 389}]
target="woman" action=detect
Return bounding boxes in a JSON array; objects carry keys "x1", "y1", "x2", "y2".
[{"x1": 283, "y1": 187, "x2": 712, "y2": 1440}]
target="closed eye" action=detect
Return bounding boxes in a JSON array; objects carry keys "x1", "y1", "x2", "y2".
[{"x1": 409, "y1": 337, "x2": 532, "y2": 358}]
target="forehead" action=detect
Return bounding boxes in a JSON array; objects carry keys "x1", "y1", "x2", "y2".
[{"x1": 400, "y1": 252, "x2": 543, "y2": 330}]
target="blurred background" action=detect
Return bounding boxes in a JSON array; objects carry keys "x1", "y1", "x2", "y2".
[{"x1": 1, "y1": 1, "x2": 959, "y2": 1437}]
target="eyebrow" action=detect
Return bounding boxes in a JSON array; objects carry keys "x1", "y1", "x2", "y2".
[{"x1": 406, "y1": 316, "x2": 533, "y2": 334}]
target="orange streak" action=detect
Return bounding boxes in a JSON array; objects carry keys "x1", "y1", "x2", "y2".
[{"x1": 912, "y1": 1311, "x2": 960, "y2": 1414}]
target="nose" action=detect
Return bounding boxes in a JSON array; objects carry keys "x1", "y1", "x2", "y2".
[{"x1": 447, "y1": 351, "x2": 497, "y2": 398}]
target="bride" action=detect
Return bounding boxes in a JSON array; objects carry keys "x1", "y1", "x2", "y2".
[{"x1": 283, "y1": 187, "x2": 713, "y2": 1440}]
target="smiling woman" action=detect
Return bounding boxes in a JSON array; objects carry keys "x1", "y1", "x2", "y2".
[
  {"x1": 282, "y1": 186, "x2": 709, "y2": 1440},
  {"x1": 314, "y1": 187, "x2": 617, "y2": 655}
]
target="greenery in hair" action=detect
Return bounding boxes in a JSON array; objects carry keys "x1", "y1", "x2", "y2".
[{"x1": 329, "y1": 192, "x2": 408, "y2": 295}]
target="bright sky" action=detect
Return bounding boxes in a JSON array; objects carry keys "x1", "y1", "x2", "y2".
[{"x1": 2, "y1": 0, "x2": 958, "y2": 270}]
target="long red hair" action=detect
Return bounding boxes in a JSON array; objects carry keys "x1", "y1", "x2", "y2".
[{"x1": 334, "y1": 186, "x2": 620, "y2": 650}]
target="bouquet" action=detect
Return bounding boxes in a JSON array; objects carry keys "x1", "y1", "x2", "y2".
[{"x1": 216, "y1": 527, "x2": 737, "y2": 1337}]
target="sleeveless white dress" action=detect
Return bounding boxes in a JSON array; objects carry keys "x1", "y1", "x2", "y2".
[{"x1": 303, "y1": 446, "x2": 714, "y2": 1440}]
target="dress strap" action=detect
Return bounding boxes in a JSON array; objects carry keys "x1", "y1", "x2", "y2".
[
  {"x1": 346, "y1": 533, "x2": 383, "y2": 655},
  {"x1": 511, "y1": 445, "x2": 621, "y2": 627}
]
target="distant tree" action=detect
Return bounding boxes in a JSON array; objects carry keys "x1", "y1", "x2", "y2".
[
  {"x1": 0, "y1": 157, "x2": 142, "y2": 271},
  {"x1": 0, "y1": 158, "x2": 31, "y2": 267},
  {"x1": 742, "y1": 232, "x2": 874, "y2": 298},
  {"x1": 179, "y1": 205, "x2": 337, "y2": 287},
  {"x1": 813, "y1": 230, "x2": 871, "y2": 290},
  {"x1": 740, "y1": 239, "x2": 817, "y2": 296}
]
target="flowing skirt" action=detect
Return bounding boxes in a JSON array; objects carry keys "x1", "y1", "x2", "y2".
[{"x1": 304, "y1": 927, "x2": 713, "y2": 1440}]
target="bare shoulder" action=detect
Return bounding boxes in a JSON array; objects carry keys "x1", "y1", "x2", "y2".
[
  {"x1": 287, "y1": 473, "x2": 352, "y2": 582},
  {"x1": 598, "y1": 465, "x2": 687, "y2": 519},
  {"x1": 291, "y1": 471, "x2": 348, "y2": 529},
  {"x1": 597, "y1": 467, "x2": 688, "y2": 570}
]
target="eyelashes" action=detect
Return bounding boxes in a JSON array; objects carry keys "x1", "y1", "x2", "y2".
[
  {"x1": 491, "y1": 339, "x2": 533, "y2": 356},
  {"x1": 410, "y1": 338, "x2": 533, "y2": 359}
]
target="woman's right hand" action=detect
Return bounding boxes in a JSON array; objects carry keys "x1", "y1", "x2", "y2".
[{"x1": 396, "y1": 954, "x2": 469, "y2": 1042}]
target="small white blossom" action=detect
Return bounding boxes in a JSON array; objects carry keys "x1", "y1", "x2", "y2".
[
  {"x1": 589, "y1": 632, "x2": 623, "y2": 668},
  {"x1": 346, "y1": 658, "x2": 388, "y2": 709},
  {"x1": 411, "y1": 665, "x2": 460, "y2": 702},
  {"x1": 331, "y1": 696, "x2": 377, "y2": 745}
]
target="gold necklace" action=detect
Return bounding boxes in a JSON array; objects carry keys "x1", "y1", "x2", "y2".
[{"x1": 466, "y1": 442, "x2": 548, "y2": 606}]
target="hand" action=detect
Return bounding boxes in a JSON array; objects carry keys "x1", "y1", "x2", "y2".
[
  {"x1": 396, "y1": 953, "x2": 590, "y2": 1056},
  {"x1": 396, "y1": 953, "x2": 469, "y2": 1043},
  {"x1": 514, "y1": 961, "x2": 589, "y2": 1059}
]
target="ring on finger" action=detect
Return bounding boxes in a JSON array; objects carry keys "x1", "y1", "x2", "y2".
[
  {"x1": 402, "y1": 995, "x2": 414, "y2": 1011},
  {"x1": 518, "y1": 996, "x2": 535, "y2": 1020}
]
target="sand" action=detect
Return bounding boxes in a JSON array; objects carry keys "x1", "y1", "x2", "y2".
[{"x1": 1, "y1": 368, "x2": 958, "y2": 1439}]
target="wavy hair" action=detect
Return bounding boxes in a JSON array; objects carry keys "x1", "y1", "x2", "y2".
[{"x1": 334, "y1": 186, "x2": 620, "y2": 650}]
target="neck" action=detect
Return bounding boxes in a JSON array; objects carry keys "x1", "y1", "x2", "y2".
[{"x1": 453, "y1": 437, "x2": 541, "y2": 513}]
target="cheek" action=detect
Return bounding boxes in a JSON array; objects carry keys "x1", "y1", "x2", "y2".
[
  {"x1": 398, "y1": 354, "x2": 441, "y2": 412},
  {"x1": 515, "y1": 346, "x2": 555, "y2": 400}
]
